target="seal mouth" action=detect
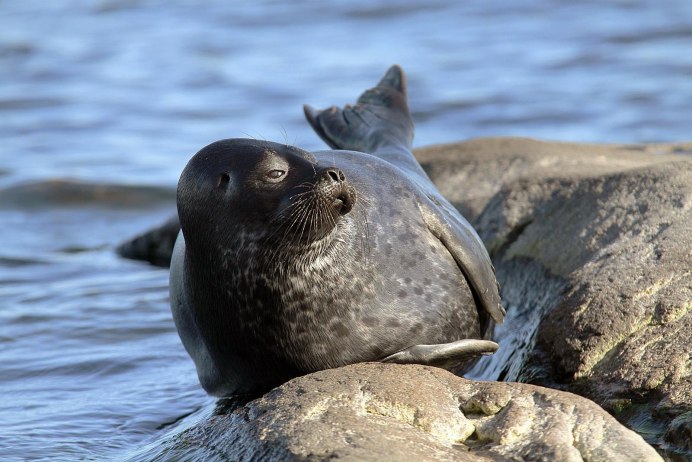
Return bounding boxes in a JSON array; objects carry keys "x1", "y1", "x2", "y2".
[{"x1": 333, "y1": 191, "x2": 354, "y2": 215}]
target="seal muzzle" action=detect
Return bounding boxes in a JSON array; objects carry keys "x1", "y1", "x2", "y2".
[{"x1": 319, "y1": 168, "x2": 354, "y2": 215}]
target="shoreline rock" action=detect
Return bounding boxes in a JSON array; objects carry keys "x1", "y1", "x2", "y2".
[
  {"x1": 0, "y1": 179, "x2": 174, "y2": 209},
  {"x1": 126, "y1": 363, "x2": 663, "y2": 461},
  {"x1": 417, "y1": 137, "x2": 691, "y2": 457}
]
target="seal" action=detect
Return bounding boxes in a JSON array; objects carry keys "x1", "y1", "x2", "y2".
[{"x1": 170, "y1": 66, "x2": 504, "y2": 396}]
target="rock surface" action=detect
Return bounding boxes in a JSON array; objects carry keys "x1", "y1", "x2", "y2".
[
  {"x1": 416, "y1": 138, "x2": 691, "y2": 457},
  {"x1": 116, "y1": 215, "x2": 180, "y2": 267},
  {"x1": 129, "y1": 363, "x2": 662, "y2": 462},
  {"x1": 119, "y1": 137, "x2": 691, "y2": 459},
  {"x1": 0, "y1": 179, "x2": 174, "y2": 209}
]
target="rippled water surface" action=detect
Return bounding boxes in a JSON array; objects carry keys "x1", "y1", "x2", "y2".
[{"x1": 1, "y1": 0, "x2": 691, "y2": 460}]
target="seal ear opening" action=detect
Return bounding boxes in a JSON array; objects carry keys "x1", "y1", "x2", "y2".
[{"x1": 217, "y1": 173, "x2": 231, "y2": 188}]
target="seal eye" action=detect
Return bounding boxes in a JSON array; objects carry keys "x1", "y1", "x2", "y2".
[{"x1": 266, "y1": 169, "x2": 286, "y2": 180}]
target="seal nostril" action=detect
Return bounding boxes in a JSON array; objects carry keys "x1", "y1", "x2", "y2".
[{"x1": 324, "y1": 168, "x2": 346, "y2": 183}]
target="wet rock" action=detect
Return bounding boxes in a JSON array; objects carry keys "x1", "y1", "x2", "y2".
[
  {"x1": 663, "y1": 412, "x2": 692, "y2": 452},
  {"x1": 0, "y1": 179, "x2": 174, "y2": 209},
  {"x1": 130, "y1": 363, "x2": 661, "y2": 462},
  {"x1": 417, "y1": 137, "x2": 691, "y2": 457},
  {"x1": 116, "y1": 215, "x2": 179, "y2": 267}
]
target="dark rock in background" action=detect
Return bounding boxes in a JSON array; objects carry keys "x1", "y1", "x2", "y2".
[
  {"x1": 0, "y1": 180, "x2": 174, "y2": 209},
  {"x1": 116, "y1": 215, "x2": 180, "y2": 267}
]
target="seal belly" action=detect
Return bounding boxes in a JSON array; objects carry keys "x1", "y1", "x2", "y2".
[{"x1": 371, "y1": 216, "x2": 480, "y2": 351}]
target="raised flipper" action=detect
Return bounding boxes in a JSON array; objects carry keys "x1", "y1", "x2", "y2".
[
  {"x1": 306, "y1": 65, "x2": 504, "y2": 340},
  {"x1": 381, "y1": 339, "x2": 499, "y2": 370},
  {"x1": 304, "y1": 65, "x2": 414, "y2": 156}
]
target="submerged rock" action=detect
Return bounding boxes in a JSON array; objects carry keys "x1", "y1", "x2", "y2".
[
  {"x1": 129, "y1": 363, "x2": 662, "y2": 461},
  {"x1": 0, "y1": 179, "x2": 174, "y2": 209}
]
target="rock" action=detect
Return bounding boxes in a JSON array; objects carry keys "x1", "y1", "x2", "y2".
[
  {"x1": 416, "y1": 137, "x2": 691, "y2": 457},
  {"x1": 0, "y1": 179, "x2": 174, "y2": 209},
  {"x1": 128, "y1": 363, "x2": 662, "y2": 461},
  {"x1": 116, "y1": 215, "x2": 179, "y2": 267}
]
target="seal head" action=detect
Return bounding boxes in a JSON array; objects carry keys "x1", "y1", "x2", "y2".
[{"x1": 178, "y1": 139, "x2": 355, "y2": 246}]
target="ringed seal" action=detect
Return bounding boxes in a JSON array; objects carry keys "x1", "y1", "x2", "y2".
[{"x1": 170, "y1": 66, "x2": 504, "y2": 396}]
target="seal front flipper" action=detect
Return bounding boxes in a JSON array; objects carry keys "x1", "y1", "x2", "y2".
[
  {"x1": 418, "y1": 195, "x2": 505, "y2": 332},
  {"x1": 381, "y1": 339, "x2": 499, "y2": 370}
]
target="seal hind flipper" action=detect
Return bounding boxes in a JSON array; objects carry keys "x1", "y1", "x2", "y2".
[
  {"x1": 303, "y1": 104, "x2": 349, "y2": 150},
  {"x1": 418, "y1": 196, "x2": 505, "y2": 331},
  {"x1": 381, "y1": 339, "x2": 499, "y2": 370},
  {"x1": 303, "y1": 65, "x2": 414, "y2": 155},
  {"x1": 371, "y1": 64, "x2": 407, "y2": 94}
]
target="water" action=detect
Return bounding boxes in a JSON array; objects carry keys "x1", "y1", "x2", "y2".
[{"x1": 1, "y1": 1, "x2": 691, "y2": 460}]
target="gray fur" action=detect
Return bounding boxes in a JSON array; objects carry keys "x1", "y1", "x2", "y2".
[{"x1": 171, "y1": 66, "x2": 504, "y2": 396}]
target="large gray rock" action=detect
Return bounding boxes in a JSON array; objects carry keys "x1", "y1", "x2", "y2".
[
  {"x1": 130, "y1": 363, "x2": 662, "y2": 462},
  {"x1": 417, "y1": 138, "x2": 692, "y2": 455}
]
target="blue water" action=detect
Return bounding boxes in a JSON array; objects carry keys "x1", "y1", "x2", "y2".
[{"x1": 1, "y1": 1, "x2": 691, "y2": 460}]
